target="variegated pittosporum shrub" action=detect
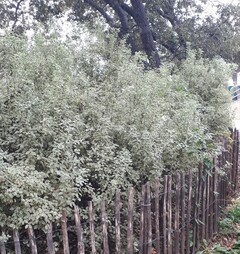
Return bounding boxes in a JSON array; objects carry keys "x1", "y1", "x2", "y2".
[{"x1": 0, "y1": 32, "x2": 233, "y2": 228}]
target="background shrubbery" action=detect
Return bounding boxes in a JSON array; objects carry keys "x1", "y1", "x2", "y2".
[{"x1": 0, "y1": 31, "x2": 234, "y2": 228}]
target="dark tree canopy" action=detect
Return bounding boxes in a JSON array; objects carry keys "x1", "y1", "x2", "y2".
[{"x1": 1, "y1": 0, "x2": 240, "y2": 68}]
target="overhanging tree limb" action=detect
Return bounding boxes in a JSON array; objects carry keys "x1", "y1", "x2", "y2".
[
  {"x1": 104, "y1": 0, "x2": 129, "y2": 37},
  {"x1": 12, "y1": 0, "x2": 25, "y2": 30},
  {"x1": 131, "y1": 0, "x2": 161, "y2": 67},
  {"x1": 84, "y1": 0, "x2": 118, "y2": 28}
]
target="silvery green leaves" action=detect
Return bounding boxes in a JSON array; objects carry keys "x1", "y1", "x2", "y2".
[{"x1": 0, "y1": 32, "x2": 233, "y2": 227}]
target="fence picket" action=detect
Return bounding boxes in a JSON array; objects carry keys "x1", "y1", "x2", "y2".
[
  {"x1": 154, "y1": 179, "x2": 161, "y2": 254},
  {"x1": 205, "y1": 174, "x2": 210, "y2": 241},
  {"x1": 88, "y1": 201, "x2": 96, "y2": 254},
  {"x1": 163, "y1": 176, "x2": 168, "y2": 254},
  {"x1": 0, "y1": 240, "x2": 6, "y2": 254},
  {"x1": 46, "y1": 223, "x2": 55, "y2": 254},
  {"x1": 101, "y1": 201, "x2": 109, "y2": 254},
  {"x1": 13, "y1": 229, "x2": 21, "y2": 254},
  {"x1": 74, "y1": 206, "x2": 85, "y2": 254},
  {"x1": 180, "y1": 173, "x2": 186, "y2": 254},
  {"x1": 174, "y1": 174, "x2": 180, "y2": 253},
  {"x1": 197, "y1": 168, "x2": 203, "y2": 251},
  {"x1": 146, "y1": 182, "x2": 152, "y2": 254},
  {"x1": 115, "y1": 190, "x2": 121, "y2": 254},
  {"x1": 27, "y1": 227, "x2": 38, "y2": 254},
  {"x1": 192, "y1": 172, "x2": 199, "y2": 254},
  {"x1": 61, "y1": 210, "x2": 70, "y2": 254},
  {"x1": 127, "y1": 187, "x2": 134, "y2": 254},
  {"x1": 209, "y1": 169, "x2": 214, "y2": 239},
  {"x1": 139, "y1": 184, "x2": 145, "y2": 254},
  {"x1": 201, "y1": 173, "x2": 206, "y2": 241},
  {"x1": 167, "y1": 175, "x2": 172, "y2": 254},
  {"x1": 213, "y1": 158, "x2": 218, "y2": 234},
  {"x1": 186, "y1": 171, "x2": 192, "y2": 254}
]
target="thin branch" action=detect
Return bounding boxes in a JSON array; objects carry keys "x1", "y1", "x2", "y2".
[
  {"x1": 84, "y1": 0, "x2": 118, "y2": 28},
  {"x1": 12, "y1": 0, "x2": 25, "y2": 30}
]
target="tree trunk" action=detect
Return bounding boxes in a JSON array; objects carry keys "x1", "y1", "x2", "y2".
[{"x1": 131, "y1": 0, "x2": 161, "y2": 68}]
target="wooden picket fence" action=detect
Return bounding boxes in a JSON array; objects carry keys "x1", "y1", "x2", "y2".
[{"x1": 0, "y1": 129, "x2": 239, "y2": 254}]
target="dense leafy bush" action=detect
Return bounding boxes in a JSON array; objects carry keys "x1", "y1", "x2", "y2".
[{"x1": 0, "y1": 32, "x2": 234, "y2": 228}]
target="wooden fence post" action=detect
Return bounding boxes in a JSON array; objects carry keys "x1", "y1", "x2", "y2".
[
  {"x1": 46, "y1": 223, "x2": 55, "y2": 254},
  {"x1": 181, "y1": 173, "x2": 186, "y2": 254},
  {"x1": 0, "y1": 241, "x2": 6, "y2": 254},
  {"x1": 27, "y1": 227, "x2": 38, "y2": 254},
  {"x1": 139, "y1": 184, "x2": 145, "y2": 254},
  {"x1": 209, "y1": 168, "x2": 214, "y2": 239},
  {"x1": 154, "y1": 179, "x2": 161, "y2": 254},
  {"x1": 88, "y1": 201, "x2": 96, "y2": 254},
  {"x1": 163, "y1": 176, "x2": 168, "y2": 254},
  {"x1": 0, "y1": 232, "x2": 6, "y2": 254},
  {"x1": 197, "y1": 168, "x2": 203, "y2": 251},
  {"x1": 201, "y1": 172, "x2": 206, "y2": 242},
  {"x1": 146, "y1": 182, "x2": 152, "y2": 254},
  {"x1": 13, "y1": 229, "x2": 21, "y2": 254},
  {"x1": 127, "y1": 187, "x2": 134, "y2": 254},
  {"x1": 186, "y1": 172, "x2": 192, "y2": 254},
  {"x1": 115, "y1": 190, "x2": 121, "y2": 254},
  {"x1": 205, "y1": 174, "x2": 210, "y2": 241},
  {"x1": 74, "y1": 206, "x2": 85, "y2": 254},
  {"x1": 174, "y1": 174, "x2": 180, "y2": 253},
  {"x1": 167, "y1": 176, "x2": 172, "y2": 254},
  {"x1": 61, "y1": 210, "x2": 70, "y2": 254},
  {"x1": 192, "y1": 171, "x2": 199, "y2": 254},
  {"x1": 101, "y1": 201, "x2": 109, "y2": 254}
]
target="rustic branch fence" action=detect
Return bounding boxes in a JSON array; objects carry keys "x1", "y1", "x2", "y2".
[{"x1": 0, "y1": 129, "x2": 239, "y2": 254}]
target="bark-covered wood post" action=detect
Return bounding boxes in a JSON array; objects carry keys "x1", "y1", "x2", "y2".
[
  {"x1": 209, "y1": 172, "x2": 214, "y2": 239},
  {"x1": 0, "y1": 230, "x2": 6, "y2": 254},
  {"x1": 88, "y1": 201, "x2": 96, "y2": 254},
  {"x1": 61, "y1": 210, "x2": 70, "y2": 254},
  {"x1": 101, "y1": 201, "x2": 109, "y2": 254},
  {"x1": 13, "y1": 229, "x2": 21, "y2": 254},
  {"x1": 115, "y1": 190, "x2": 121, "y2": 254},
  {"x1": 205, "y1": 174, "x2": 210, "y2": 241},
  {"x1": 46, "y1": 223, "x2": 55, "y2": 254},
  {"x1": 186, "y1": 172, "x2": 192, "y2": 254},
  {"x1": 167, "y1": 176, "x2": 172, "y2": 254},
  {"x1": 139, "y1": 184, "x2": 145, "y2": 254},
  {"x1": 74, "y1": 206, "x2": 85, "y2": 254},
  {"x1": 201, "y1": 173, "x2": 206, "y2": 241},
  {"x1": 154, "y1": 179, "x2": 161, "y2": 254},
  {"x1": 27, "y1": 227, "x2": 38, "y2": 254},
  {"x1": 163, "y1": 176, "x2": 168, "y2": 254},
  {"x1": 145, "y1": 182, "x2": 152, "y2": 254},
  {"x1": 0, "y1": 240, "x2": 6, "y2": 254},
  {"x1": 197, "y1": 168, "x2": 203, "y2": 250},
  {"x1": 192, "y1": 171, "x2": 199, "y2": 254},
  {"x1": 127, "y1": 187, "x2": 134, "y2": 254},
  {"x1": 180, "y1": 173, "x2": 186, "y2": 254},
  {"x1": 174, "y1": 174, "x2": 180, "y2": 253}
]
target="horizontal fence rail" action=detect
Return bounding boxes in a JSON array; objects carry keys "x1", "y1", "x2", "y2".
[{"x1": 0, "y1": 129, "x2": 239, "y2": 254}]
